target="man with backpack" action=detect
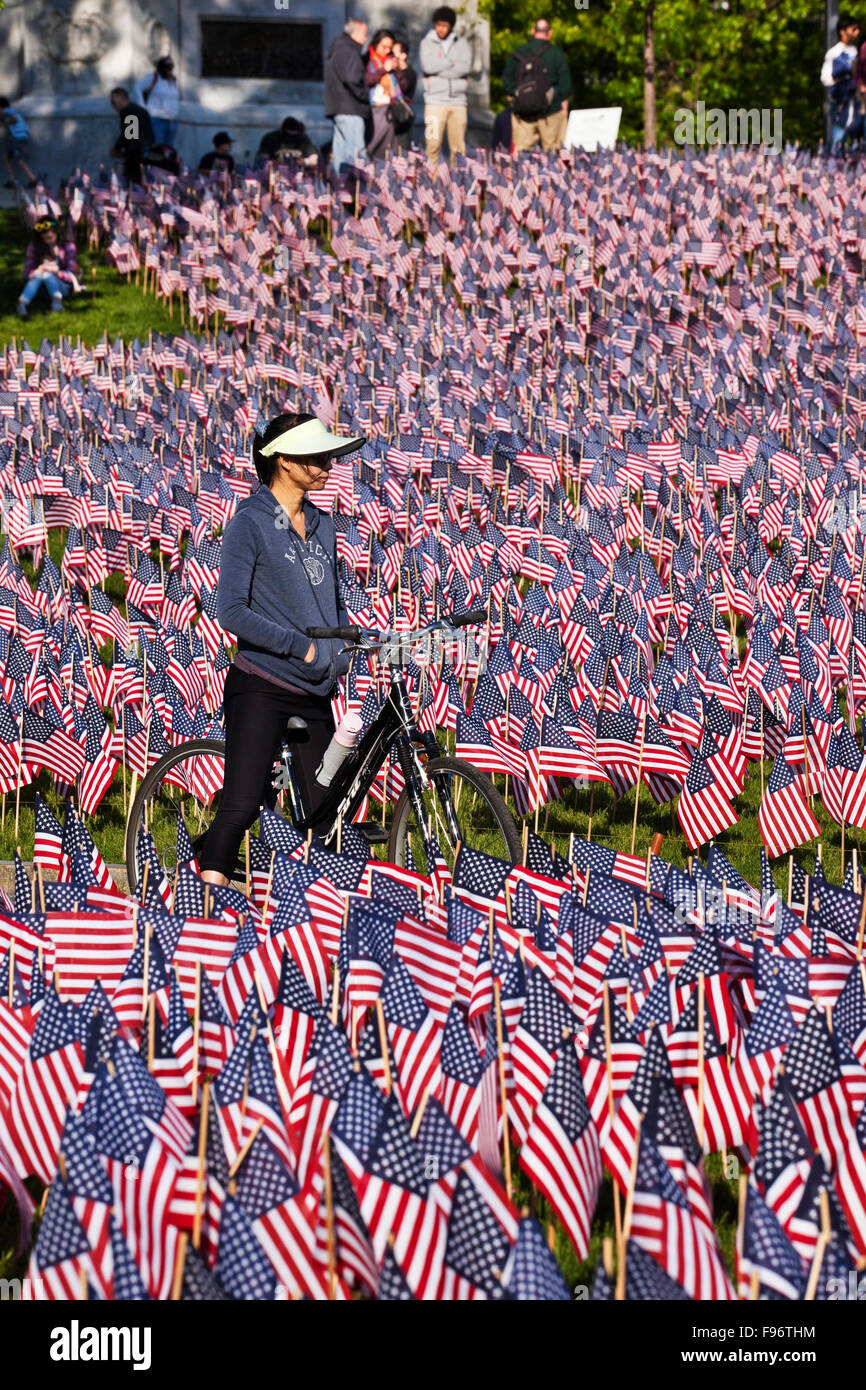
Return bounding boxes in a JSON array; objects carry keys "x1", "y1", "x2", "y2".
[{"x1": 502, "y1": 18, "x2": 571, "y2": 154}]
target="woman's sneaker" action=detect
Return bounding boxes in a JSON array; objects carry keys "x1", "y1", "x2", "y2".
[
  {"x1": 16, "y1": 299, "x2": 28, "y2": 319},
  {"x1": 50, "y1": 292, "x2": 64, "y2": 313}
]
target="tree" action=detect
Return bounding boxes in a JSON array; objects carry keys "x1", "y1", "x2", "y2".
[
  {"x1": 644, "y1": 1, "x2": 656, "y2": 148},
  {"x1": 483, "y1": 0, "x2": 824, "y2": 148}
]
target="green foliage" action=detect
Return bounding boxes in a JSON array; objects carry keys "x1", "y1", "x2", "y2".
[{"x1": 482, "y1": 0, "x2": 825, "y2": 147}]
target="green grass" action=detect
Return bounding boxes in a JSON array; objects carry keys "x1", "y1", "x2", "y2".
[
  {"x1": 0, "y1": 1178, "x2": 43, "y2": 1286},
  {"x1": 0, "y1": 207, "x2": 179, "y2": 348}
]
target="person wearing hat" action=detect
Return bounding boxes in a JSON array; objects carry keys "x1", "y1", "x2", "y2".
[
  {"x1": 199, "y1": 131, "x2": 235, "y2": 174},
  {"x1": 132, "y1": 55, "x2": 179, "y2": 149},
  {"x1": 17, "y1": 216, "x2": 81, "y2": 318},
  {"x1": 258, "y1": 116, "x2": 318, "y2": 165},
  {"x1": 198, "y1": 411, "x2": 364, "y2": 889}
]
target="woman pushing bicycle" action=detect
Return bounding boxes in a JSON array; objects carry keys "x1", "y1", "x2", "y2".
[{"x1": 198, "y1": 411, "x2": 364, "y2": 888}]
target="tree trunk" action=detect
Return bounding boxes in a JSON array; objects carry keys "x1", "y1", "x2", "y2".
[{"x1": 643, "y1": 0, "x2": 657, "y2": 148}]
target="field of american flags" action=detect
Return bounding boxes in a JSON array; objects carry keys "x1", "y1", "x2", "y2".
[{"x1": 0, "y1": 141, "x2": 865, "y2": 1300}]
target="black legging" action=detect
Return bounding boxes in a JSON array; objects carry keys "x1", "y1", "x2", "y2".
[{"x1": 198, "y1": 664, "x2": 335, "y2": 878}]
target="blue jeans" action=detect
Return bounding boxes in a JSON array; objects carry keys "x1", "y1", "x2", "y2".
[
  {"x1": 830, "y1": 107, "x2": 863, "y2": 153},
  {"x1": 331, "y1": 113, "x2": 365, "y2": 175},
  {"x1": 150, "y1": 117, "x2": 177, "y2": 148},
  {"x1": 20, "y1": 274, "x2": 70, "y2": 306}
]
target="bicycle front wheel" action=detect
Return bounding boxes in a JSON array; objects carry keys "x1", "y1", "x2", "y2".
[
  {"x1": 388, "y1": 755, "x2": 522, "y2": 874},
  {"x1": 125, "y1": 738, "x2": 227, "y2": 894}
]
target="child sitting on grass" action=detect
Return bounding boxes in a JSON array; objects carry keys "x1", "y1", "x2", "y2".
[{"x1": 17, "y1": 217, "x2": 81, "y2": 319}]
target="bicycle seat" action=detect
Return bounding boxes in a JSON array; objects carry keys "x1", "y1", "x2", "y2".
[{"x1": 285, "y1": 716, "x2": 308, "y2": 735}]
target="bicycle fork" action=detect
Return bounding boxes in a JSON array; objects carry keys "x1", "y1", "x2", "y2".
[
  {"x1": 273, "y1": 741, "x2": 305, "y2": 824},
  {"x1": 396, "y1": 734, "x2": 461, "y2": 848}
]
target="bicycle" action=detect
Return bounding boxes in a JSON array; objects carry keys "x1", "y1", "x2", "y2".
[{"x1": 124, "y1": 609, "x2": 522, "y2": 893}]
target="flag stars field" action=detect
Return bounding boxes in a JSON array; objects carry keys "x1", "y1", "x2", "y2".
[{"x1": 0, "y1": 141, "x2": 866, "y2": 1299}]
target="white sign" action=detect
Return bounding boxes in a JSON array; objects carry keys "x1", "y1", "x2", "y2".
[{"x1": 564, "y1": 107, "x2": 622, "y2": 152}]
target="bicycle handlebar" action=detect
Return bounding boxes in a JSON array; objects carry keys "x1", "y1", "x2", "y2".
[
  {"x1": 446, "y1": 608, "x2": 487, "y2": 629},
  {"x1": 305, "y1": 609, "x2": 487, "y2": 645},
  {"x1": 306, "y1": 625, "x2": 361, "y2": 641}
]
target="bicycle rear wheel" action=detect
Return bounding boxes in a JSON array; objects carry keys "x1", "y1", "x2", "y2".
[
  {"x1": 124, "y1": 738, "x2": 228, "y2": 894},
  {"x1": 388, "y1": 754, "x2": 522, "y2": 874}
]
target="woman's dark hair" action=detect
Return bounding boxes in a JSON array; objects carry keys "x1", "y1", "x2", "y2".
[
  {"x1": 30, "y1": 219, "x2": 60, "y2": 264},
  {"x1": 252, "y1": 411, "x2": 316, "y2": 487},
  {"x1": 369, "y1": 28, "x2": 395, "y2": 50},
  {"x1": 156, "y1": 56, "x2": 175, "y2": 78}
]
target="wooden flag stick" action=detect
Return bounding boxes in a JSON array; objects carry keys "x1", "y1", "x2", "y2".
[
  {"x1": 603, "y1": 983, "x2": 624, "y2": 1257},
  {"x1": 615, "y1": 1115, "x2": 642, "y2": 1300},
  {"x1": 696, "y1": 970, "x2": 706, "y2": 1151},
  {"x1": 170, "y1": 1232, "x2": 188, "y2": 1300},
  {"x1": 857, "y1": 890, "x2": 866, "y2": 959},
  {"x1": 409, "y1": 1087, "x2": 431, "y2": 1139},
  {"x1": 630, "y1": 716, "x2": 646, "y2": 856},
  {"x1": 191, "y1": 960, "x2": 201, "y2": 1103},
  {"x1": 228, "y1": 1117, "x2": 265, "y2": 1179},
  {"x1": 323, "y1": 1132, "x2": 338, "y2": 1300},
  {"x1": 14, "y1": 718, "x2": 23, "y2": 841},
  {"x1": 261, "y1": 851, "x2": 275, "y2": 928},
  {"x1": 803, "y1": 1190, "x2": 832, "y2": 1301},
  {"x1": 330, "y1": 964, "x2": 340, "y2": 1027},
  {"x1": 737, "y1": 1171, "x2": 748, "y2": 1294},
  {"x1": 140, "y1": 924, "x2": 151, "y2": 1022},
  {"x1": 147, "y1": 995, "x2": 156, "y2": 1071},
  {"x1": 493, "y1": 977, "x2": 513, "y2": 1199},
  {"x1": 375, "y1": 998, "x2": 391, "y2": 1096},
  {"x1": 192, "y1": 1081, "x2": 210, "y2": 1250}
]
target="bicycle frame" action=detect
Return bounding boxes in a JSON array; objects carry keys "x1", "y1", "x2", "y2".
[{"x1": 290, "y1": 667, "x2": 443, "y2": 842}]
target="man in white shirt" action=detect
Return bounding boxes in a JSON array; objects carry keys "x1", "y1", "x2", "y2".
[
  {"x1": 132, "y1": 55, "x2": 179, "y2": 149},
  {"x1": 821, "y1": 16, "x2": 861, "y2": 153}
]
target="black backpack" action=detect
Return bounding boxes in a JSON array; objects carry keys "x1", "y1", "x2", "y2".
[{"x1": 512, "y1": 42, "x2": 554, "y2": 118}]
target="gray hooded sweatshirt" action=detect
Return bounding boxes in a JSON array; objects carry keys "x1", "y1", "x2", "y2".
[
  {"x1": 419, "y1": 27, "x2": 472, "y2": 107},
  {"x1": 216, "y1": 486, "x2": 352, "y2": 697}
]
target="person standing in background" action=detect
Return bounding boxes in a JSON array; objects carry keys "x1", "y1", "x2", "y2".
[
  {"x1": 109, "y1": 87, "x2": 154, "y2": 185},
  {"x1": 0, "y1": 98, "x2": 38, "y2": 189},
  {"x1": 324, "y1": 17, "x2": 370, "y2": 177},
  {"x1": 855, "y1": 32, "x2": 866, "y2": 127},
  {"x1": 491, "y1": 104, "x2": 513, "y2": 153},
  {"x1": 502, "y1": 18, "x2": 571, "y2": 155},
  {"x1": 392, "y1": 39, "x2": 417, "y2": 149},
  {"x1": 419, "y1": 7, "x2": 472, "y2": 164},
  {"x1": 132, "y1": 56, "x2": 179, "y2": 149},
  {"x1": 821, "y1": 16, "x2": 861, "y2": 154},
  {"x1": 365, "y1": 28, "x2": 398, "y2": 160}
]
